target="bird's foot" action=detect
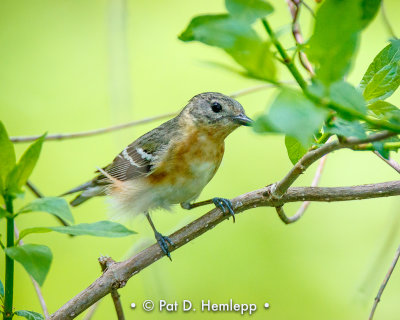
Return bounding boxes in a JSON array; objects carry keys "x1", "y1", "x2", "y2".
[
  {"x1": 212, "y1": 197, "x2": 235, "y2": 223},
  {"x1": 154, "y1": 231, "x2": 174, "y2": 261}
]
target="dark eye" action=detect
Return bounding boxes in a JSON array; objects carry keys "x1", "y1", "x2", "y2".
[{"x1": 211, "y1": 102, "x2": 222, "y2": 113}]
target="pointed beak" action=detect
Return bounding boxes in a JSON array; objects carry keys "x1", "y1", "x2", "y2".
[{"x1": 232, "y1": 114, "x2": 253, "y2": 126}]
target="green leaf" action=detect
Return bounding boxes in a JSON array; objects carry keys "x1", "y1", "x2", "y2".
[
  {"x1": 0, "y1": 278, "x2": 4, "y2": 299},
  {"x1": 325, "y1": 118, "x2": 367, "y2": 139},
  {"x1": 285, "y1": 136, "x2": 309, "y2": 165},
  {"x1": 225, "y1": 0, "x2": 273, "y2": 23},
  {"x1": 330, "y1": 81, "x2": 367, "y2": 115},
  {"x1": 7, "y1": 134, "x2": 46, "y2": 194},
  {"x1": 19, "y1": 221, "x2": 136, "y2": 240},
  {"x1": 179, "y1": 14, "x2": 276, "y2": 80},
  {"x1": 368, "y1": 100, "x2": 399, "y2": 115},
  {"x1": 360, "y1": 40, "x2": 400, "y2": 103},
  {"x1": 5, "y1": 244, "x2": 52, "y2": 286},
  {"x1": 254, "y1": 89, "x2": 328, "y2": 146},
  {"x1": 307, "y1": 0, "x2": 368, "y2": 84},
  {"x1": 360, "y1": 0, "x2": 381, "y2": 28},
  {"x1": 368, "y1": 101, "x2": 400, "y2": 126},
  {"x1": 373, "y1": 141, "x2": 390, "y2": 159},
  {"x1": 19, "y1": 197, "x2": 74, "y2": 224},
  {"x1": 14, "y1": 310, "x2": 44, "y2": 320},
  {"x1": 0, "y1": 122, "x2": 16, "y2": 192}
]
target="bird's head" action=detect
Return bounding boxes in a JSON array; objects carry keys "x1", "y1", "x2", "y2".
[{"x1": 180, "y1": 92, "x2": 252, "y2": 138}]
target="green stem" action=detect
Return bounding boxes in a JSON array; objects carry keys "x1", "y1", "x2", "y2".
[
  {"x1": 261, "y1": 18, "x2": 400, "y2": 134},
  {"x1": 4, "y1": 196, "x2": 14, "y2": 320},
  {"x1": 261, "y1": 19, "x2": 308, "y2": 91},
  {"x1": 352, "y1": 141, "x2": 400, "y2": 151}
]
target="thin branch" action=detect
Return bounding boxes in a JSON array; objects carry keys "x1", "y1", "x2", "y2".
[
  {"x1": 98, "y1": 256, "x2": 125, "y2": 320},
  {"x1": 26, "y1": 180, "x2": 44, "y2": 198},
  {"x1": 381, "y1": 0, "x2": 398, "y2": 39},
  {"x1": 14, "y1": 225, "x2": 49, "y2": 319},
  {"x1": 368, "y1": 244, "x2": 400, "y2": 320},
  {"x1": 10, "y1": 83, "x2": 283, "y2": 144},
  {"x1": 285, "y1": 0, "x2": 315, "y2": 75},
  {"x1": 10, "y1": 113, "x2": 176, "y2": 143},
  {"x1": 273, "y1": 131, "x2": 397, "y2": 198},
  {"x1": 275, "y1": 154, "x2": 328, "y2": 224},
  {"x1": 48, "y1": 180, "x2": 400, "y2": 319},
  {"x1": 374, "y1": 151, "x2": 400, "y2": 174}
]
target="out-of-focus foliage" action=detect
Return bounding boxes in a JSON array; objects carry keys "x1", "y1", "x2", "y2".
[{"x1": 1, "y1": 0, "x2": 400, "y2": 319}]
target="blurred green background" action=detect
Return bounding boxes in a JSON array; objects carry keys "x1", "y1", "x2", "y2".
[{"x1": 1, "y1": 0, "x2": 400, "y2": 319}]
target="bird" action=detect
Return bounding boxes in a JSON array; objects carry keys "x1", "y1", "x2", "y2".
[{"x1": 63, "y1": 92, "x2": 252, "y2": 259}]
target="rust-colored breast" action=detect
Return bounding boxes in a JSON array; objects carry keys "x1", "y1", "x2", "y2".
[{"x1": 148, "y1": 126, "x2": 225, "y2": 186}]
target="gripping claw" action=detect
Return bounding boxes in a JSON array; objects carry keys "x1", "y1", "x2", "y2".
[
  {"x1": 155, "y1": 231, "x2": 174, "y2": 261},
  {"x1": 212, "y1": 197, "x2": 235, "y2": 223}
]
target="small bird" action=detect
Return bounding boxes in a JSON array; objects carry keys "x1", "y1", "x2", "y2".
[{"x1": 64, "y1": 92, "x2": 252, "y2": 259}]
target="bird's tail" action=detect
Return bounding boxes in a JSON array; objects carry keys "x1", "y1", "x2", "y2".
[{"x1": 61, "y1": 181, "x2": 105, "y2": 207}]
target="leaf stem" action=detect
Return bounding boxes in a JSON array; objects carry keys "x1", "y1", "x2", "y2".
[
  {"x1": 4, "y1": 196, "x2": 15, "y2": 320},
  {"x1": 261, "y1": 18, "x2": 400, "y2": 133},
  {"x1": 261, "y1": 19, "x2": 308, "y2": 91}
]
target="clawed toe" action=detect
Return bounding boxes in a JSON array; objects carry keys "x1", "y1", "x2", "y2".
[
  {"x1": 155, "y1": 232, "x2": 174, "y2": 261},
  {"x1": 212, "y1": 197, "x2": 235, "y2": 223}
]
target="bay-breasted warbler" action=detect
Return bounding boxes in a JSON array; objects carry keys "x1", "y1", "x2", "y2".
[{"x1": 64, "y1": 92, "x2": 252, "y2": 259}]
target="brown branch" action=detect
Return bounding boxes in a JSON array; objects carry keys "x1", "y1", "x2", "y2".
[
  {"x1": 98, "y1": 257, "x2": 125, "y2": 320},
  {"x1": 286, "y1": 0, "x2": 315, "y2": 75},
  {"x1": 374, "y1": 151, "x2": 400, "y2": 174},
  {"x1": 276, "y1": 152, "x2": 328, "y2": 224},
  {"x1": 10, "y1": 113, "x2": 176, "y2": 143},
  {"x1": 273, "y1": 131, "x2": 396, "y2": 199},
  {"x1": 368, "y1": 243, "x2": 400, "y2": 320},
  {"x1": 49, "y1": 180, "x2": 400, "y2": 320},
  {"x1": 10, "y1": 83, "x2": 284, "y2": 144}
]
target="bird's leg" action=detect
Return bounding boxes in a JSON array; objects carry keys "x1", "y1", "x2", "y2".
[
  {"x1": 145, "y1": 212, "x2": 174, "y2": 261},
  {"x1": 181, "y1": 197, "x2": 236, "y2": 223}
]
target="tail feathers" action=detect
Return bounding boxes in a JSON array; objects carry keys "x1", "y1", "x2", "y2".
[
  {"x1": 61, "y1": 181, "x2": 94, "y2": 196},
  {"x1": 70, "y1": 194, "x2": 91, "y2": 207},
  {"x1": 62, "y1": 181, "x2": 105, "y2": 207}
]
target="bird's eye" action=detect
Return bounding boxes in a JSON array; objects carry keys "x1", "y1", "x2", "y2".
[{"x1": 211, "y1": 102, "x2": 222, "y2": 113}]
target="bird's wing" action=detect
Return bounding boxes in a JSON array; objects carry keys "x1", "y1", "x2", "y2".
[
  {"x1": 95, "y1": 140, "x2": 161, "y2": 184},
  {"x1": 94, "y1": 117, "x2": 179, "y2": 184}
]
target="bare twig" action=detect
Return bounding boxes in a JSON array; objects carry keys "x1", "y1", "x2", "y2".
[
  {"x1": 285, "y1": 0, "x2": 315, "y2": 75},
  {"x1": 273, "y1": 132, "x2": 396, "y2": 199},
  {"x1": 374, "y1": 151, "x2": 400, "y2": 174},
  {"x1": 10, "y1": 113, "x2": 176, "y2": 143},
  {"x1": 98, "y1": 256, "x2": 125, "y2": 320},
  {"x1": 10, "y1": 83, "x2": 283, "y2": 144},
  {"x1": 275, "y1": 154, "x2": 328, "y2": 224},
  {"x1": 368, "y1": 244, "x2": 400, "y2": 320},
  {"x1": 26, "y1": 180, "x2": 44, "y2": 198},
  {"x1": 381, "y1": 0, "x2": 398, "y2": 39},
  {"x1": 14, "y1": 225, "x2": 49, "y2": 319},
  {"x1": 49, "y1": 180, "x2": 400, "y2": 319}
]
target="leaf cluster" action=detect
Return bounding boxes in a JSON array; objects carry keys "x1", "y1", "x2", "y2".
[
  {"x1": 0, "y1": 123, "x2": 136, "y2": 319},
  {"x1": 179, "y1": 0, "x2": 400, "y2": 164}
]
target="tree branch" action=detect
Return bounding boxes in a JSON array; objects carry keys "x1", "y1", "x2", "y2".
[
  {"x1": 273, "y1": 131, "x2": 396, "y2": 198},
  {"x1": 285, "y1": 0, "x2": 315, "y2": 75},
  {"x1": 49, "y1": 180, "x2": 400, "y2": 319},
  {"x1": 98, "y1": 256, "x2": 125, "y2": 320},
  {"x1": 10, "y1": 83, "x2": 284, "y2": 144},
  {"x1": 368, "y1": 243, "x2": 400, "y2": 320}
]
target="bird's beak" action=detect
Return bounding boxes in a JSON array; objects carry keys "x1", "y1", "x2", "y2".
[{"x1": 232, "y1": 114, "x2": 253, "y2": 126}]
